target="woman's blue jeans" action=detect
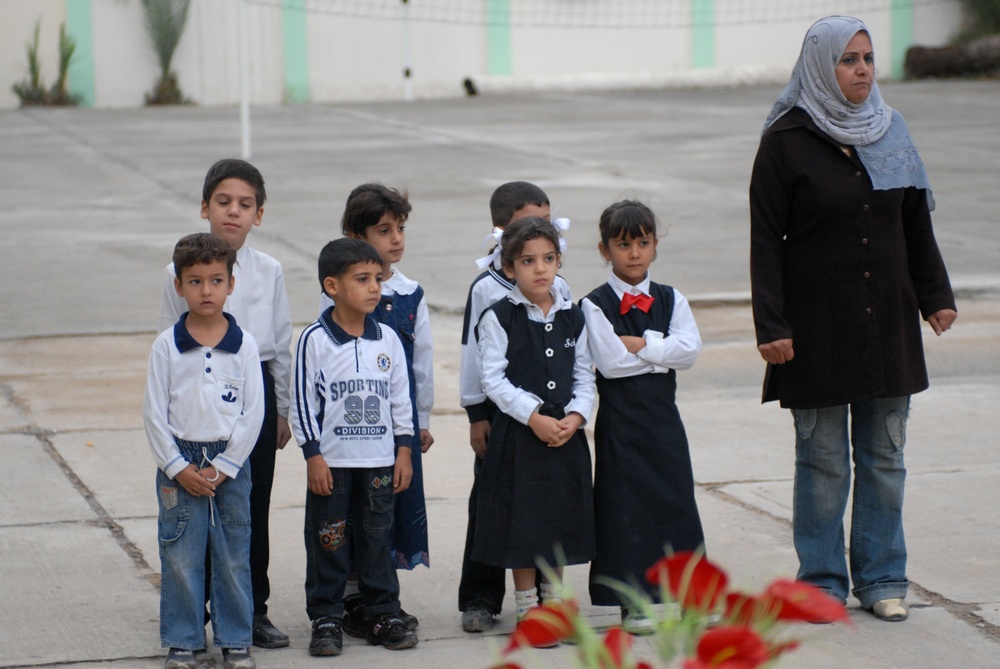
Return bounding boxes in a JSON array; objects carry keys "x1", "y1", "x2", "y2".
[
  {"x1": 791, "y1": 396, "x2": 910, "y2": 608},
  {"x1": 158, "y1": 440, "x2": 253, "y2": 650}
]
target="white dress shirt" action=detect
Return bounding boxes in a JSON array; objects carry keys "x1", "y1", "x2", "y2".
[
  {"x1": 581, "y1": 272, "x2": 701, "y2": 379},
  {"x1": 476, "y1": 286, "x2": 595, "y2": 426}
]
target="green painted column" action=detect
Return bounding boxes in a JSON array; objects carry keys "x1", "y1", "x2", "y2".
[
  {"x1": 889, "y1": 0, "x2": 914, "y2": 80},
  {"x1": 282, "y1": 0, "x2": 310, "y2": 103},
  {"x1": 487, "y1": 0, "x2": 512, "y2": 76},
  {"x1": 65, "y1": 0, "x2": 95, "y2": 106},
  {"x1": 691, "y1": 0, "x2": 715, "y2": 69}
]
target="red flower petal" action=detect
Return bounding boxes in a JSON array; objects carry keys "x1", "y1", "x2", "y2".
[
  {"x1": 764, "y1": 580, "x2": 850, "y2": 624},
  {"x1": 645, "y1": 551, "x2": 729, "y2": 612},
  {"x1": 503, "y1": 600, "x2": 579, "y2": 653},
  {"x1": 683, "y1": 625, "x2": 770, "y2": 669},
  {"x1": 601, "y1": 626, "x2": 633, "y2": 668}
]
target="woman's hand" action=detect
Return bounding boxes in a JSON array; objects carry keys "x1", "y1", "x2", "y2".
[
  {"x1": 927, "y1": 309, "x2": 957, "y2": 336},
  {"x1": 758, "y1": 338, "x2": 794, "y2": 364}
]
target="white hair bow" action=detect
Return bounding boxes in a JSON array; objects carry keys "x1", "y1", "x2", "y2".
[
  {"x1": 473, "y1": 218, "x2": 571, "y2": 270},
  {"x1": 475, "y1": 227, "x2": 505, "y2": 270},
  {"x1": 552, "y1": 217, "x2": 570, "y2": 253}
]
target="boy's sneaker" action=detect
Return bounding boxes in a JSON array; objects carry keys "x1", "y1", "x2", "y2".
[
  {"x1": 309, "y1": 617, "x2": 344, "y2": 656},
  {"x1": 343, "y1": 593, "x2": 366, "y2": 638},
  {"x1": 461, "y1": 607, "x2": 494, "y2": 632},
  {"x1": 366, "y1": 614, "x2": 419, "y2": 650},
  {"x1": 194, "y1": 649, "x2": 216, "y2": 667},
  {"x1": 399, "y1": 607, "x2": 419, "y2": 630},
  {"x1": 221, "y1": 648, "x2": 255, "y2": 669},
  {"x1": 621, "y1": 607, "x2": 656, "y2": 635},
  {"x1": 164, "y1": 648, "x2": 199, "y2": 669}
]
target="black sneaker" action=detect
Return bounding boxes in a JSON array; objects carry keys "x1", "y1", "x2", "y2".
[
  {"x1": 399, "y1": 608, "x2": 419, "y2": 630},
  {"x1": 309, "y1": 617, "x2": 344, "y2": 656},
  {"x1": 366, "y1": 614, "x2": 418, "y2": 650},
  {"x1": 343, "y1": 593, "x2": 366, "y2": 638},
  {"x1": 252, "y1": 615, "x2": 290, "y2": 649}
]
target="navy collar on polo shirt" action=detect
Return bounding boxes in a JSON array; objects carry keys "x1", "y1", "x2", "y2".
[
  {"x1": 173, "y1": 312, "x2": 244, "y2": 353},
  {"x1": 320, "y1": 306, "x2": 381, "y2": 345}
]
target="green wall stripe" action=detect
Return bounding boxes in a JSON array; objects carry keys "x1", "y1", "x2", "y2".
[
  {"x1": 691, "y1": 0, "x2": 715, "y2": 69},
  {"x1": 65, "y1": 0, "x2": 95, "y2": 107},
  {"x1": 487, "y1": 0, "x2": 512, "y2": 76},
  {"x1": 282, "y1": 0, "x2": 310, "y2": 103},
  {"x1": 890, "y1": 0, "x2": 914, "y2": 81}
]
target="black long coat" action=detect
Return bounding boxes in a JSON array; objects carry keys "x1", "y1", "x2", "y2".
[{"x1": 750, "y1": 107, "x2": 955, "y2": 409}]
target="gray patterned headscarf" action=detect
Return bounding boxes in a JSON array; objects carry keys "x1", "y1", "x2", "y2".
[{"x1": 764, "y1": 16, "x2": 933, "y2": 204}]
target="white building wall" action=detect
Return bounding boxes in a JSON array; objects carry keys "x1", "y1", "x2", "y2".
[{"x1": 0, "y1": 0, "x2": 967, "y2": 110}]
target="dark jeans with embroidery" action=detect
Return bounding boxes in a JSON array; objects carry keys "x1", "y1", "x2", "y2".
[{"x1": 304, "y1": 465, "x2": 400, "y2": 622}]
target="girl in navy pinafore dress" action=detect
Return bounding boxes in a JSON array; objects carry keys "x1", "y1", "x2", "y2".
[
  {"x1": 472, "y1": 217, "x2": 596, "y2": 635},
  {"x1": 581, "y1": 200, "x2": 704, "y2": 634}
]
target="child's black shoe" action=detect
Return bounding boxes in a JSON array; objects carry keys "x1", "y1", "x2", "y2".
[
  {"x1": 343, "y1": 593, "x2": 366, "y2": 638},
  {"x1": 309, "y1": 617, "x2": 344, "y2": 656},
  {"x1": 399, "y1": 607, "x2": 419, "y2": 630},
  {"x1": 366, "y1": 614, "x2": 418, "y2": 650}
]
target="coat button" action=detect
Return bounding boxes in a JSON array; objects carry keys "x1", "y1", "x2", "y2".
[
  {"x1": 385, "y1": 303, "x2": 393, "y2": 312},
  {"x1": 547, "y1": 381, "x2": 556, "y2": 390},
  {"x1": 856, "y1": 171, "x2": 862, "y2": 177},
  {"x1": 864, "y1": 271, "x2": 871, "y2": 278},
  {"x1": 862, "y1": 238, "x2": 869, "y2": 245},
  {"x1": 863, "y1": 204, "x2": 870, "y2": 211},
  {"x1": 544, "y1": 323, "x2": 553, "y2": 332},
  {"x1": 545, "y1": 348, "x2": 554, "y2": 357},
  {"x1": 205, "y1": 367, "x2": 212, "y2": 373},
  {"x1": 866, "y1": 307, "x2": 873, "y2": 314}
]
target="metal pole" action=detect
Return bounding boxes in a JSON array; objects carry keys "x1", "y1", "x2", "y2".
[
  {"x1": 402, "y1": 0, "x2": 414, "y2": 101},
  {"x1": 239, "y1": 0, "x2": 252, "y2": 158}
]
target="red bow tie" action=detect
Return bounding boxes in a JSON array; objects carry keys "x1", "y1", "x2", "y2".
[{"x1": 620, "y1": 292, "x2": 653, "y2": 314}]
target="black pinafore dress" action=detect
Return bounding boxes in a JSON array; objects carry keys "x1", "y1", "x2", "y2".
[
  {"x1": 472, "y1": 299, "x2": 596, "y2": 570},
  {"x1": 585, "y1": 282, "x2": 705, "y2": 606}
]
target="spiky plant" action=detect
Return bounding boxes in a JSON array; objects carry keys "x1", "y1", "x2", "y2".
[
  {"x1": 49, "y1": 23, "x2": 81, "y2": 106},
  {"x1": 141, "y1": 0, "x2": 191, "y2": 104},
  {"x1": 11, "y1": 21, "x2": 47, "y2": 106}
]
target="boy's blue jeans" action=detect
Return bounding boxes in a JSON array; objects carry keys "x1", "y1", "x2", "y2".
[
  {"x1": 791, "y1": 396, "x2": 910, "y2": 609},
  {"x1": 304, "y1": 466, "x2": 400, "y2": 622},
  {"x1": 158, "y1": 439, "x2": 253, "y2": 650}
]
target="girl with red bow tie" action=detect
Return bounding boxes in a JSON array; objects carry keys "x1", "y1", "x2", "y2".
[{"x1": 580, "y1": 200, "x2": 705, "y2": 634}]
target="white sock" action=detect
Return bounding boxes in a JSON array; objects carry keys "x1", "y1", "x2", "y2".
[
  {"x1": 515, "y1": 588, "x2": 538, "y2": 621},
  {"x1": 539, "y1": 582, "x2": 562, "y2": 603}
]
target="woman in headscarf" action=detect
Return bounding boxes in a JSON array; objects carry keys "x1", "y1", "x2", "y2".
[{"x1": 749, "y1": 16, "x2": 957, "y2": 622}]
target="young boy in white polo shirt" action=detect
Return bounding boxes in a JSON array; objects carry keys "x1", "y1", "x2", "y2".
[
  {"x1": 291, "y1": 238, "x2": 418, "y2": 656},
  {"x1": 158, "y1": 159, "x2": 293, "y2": 649},
  {"x1": 144, "y1": 233, "x2": 264, "y2": 669}
]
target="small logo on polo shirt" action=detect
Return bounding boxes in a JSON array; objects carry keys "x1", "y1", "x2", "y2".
[
  {"x1": 377, "y1": 352, "x2": 391, "y2": 372},
  {"x1": 221, "y1": 391, "x2": 237, "y2": 403}
]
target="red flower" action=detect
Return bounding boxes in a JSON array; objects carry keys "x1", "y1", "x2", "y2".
[
  {"x1": 489, "y1": 664, "x2": 523, "y2": 669},
  {"x1": 764, "y1": 579, "x2": 850, "y2": 624},
  {"x1": 682, "y1": 625, "x2": 770, "y2": 669},
  {"x1": 504, "y1": 600, "x2": 579, "y2": 653},
  {"x1": 724, "y1": 592, "x2": 771, "y2": 626},
  {"x1": 646, "y1": 551, "x2": 729, "y2": 612},
  {"x1": 600, "y1": 626, "x2": 633, "y2": 668}
]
